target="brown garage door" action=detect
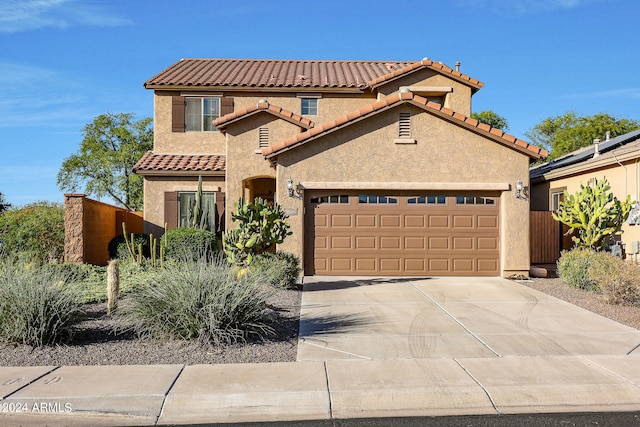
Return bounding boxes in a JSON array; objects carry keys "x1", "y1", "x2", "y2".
[{"x1": 304, "y1": 193, "x2": 500, "y2": 276}]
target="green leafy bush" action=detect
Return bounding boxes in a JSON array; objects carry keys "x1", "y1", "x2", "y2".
[
  {"x1": 252, "y1": 251, "x2": 301, "y2": 289},
  {"x1": 0, "y1": 258, "x2": 85, "y2": 346},
  {"x1": 118, "y1": 256, "x2": 274, "y2": 345},
  {"x1": 163, "y1": 227, "x2": 218, "y2": 261},
  {"x1": 557, "y1": 249, "x2": 599, "y2": 291},
  {"x1": 0, "y1": 202, "x2": 64, "y2": 263},
  {"x1": 108, "y1": 233, "x2": 153, "y2": 260}
]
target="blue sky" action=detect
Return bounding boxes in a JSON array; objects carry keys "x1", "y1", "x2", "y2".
[{"x1": 1, "y1": 0, "x2": 639, "y2": 207}]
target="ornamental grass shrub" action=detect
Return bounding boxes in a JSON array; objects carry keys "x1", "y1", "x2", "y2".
[
  {"x1": 251, "y1": 251, "x2": 301, "y2": 289},
  {"x1": 589, "y1": 254, "x2": 640, "y2": 306},
  {"x1": 0, "y1": 257, "x2": 85, "y2": 346},
  {"x1": 118, "y1": 255, "x2": 274, "y2": 345}
]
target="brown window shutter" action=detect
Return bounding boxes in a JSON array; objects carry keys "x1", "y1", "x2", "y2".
[
  {"x1": 220, "y1": 97, "x2": 234, "y2": 116},
  {"x1": 164, "y1": 191, "x2": 179, "y2": 229},
  {"x1": 172, "y1": 96, "x2": 185, "y2": 132}
]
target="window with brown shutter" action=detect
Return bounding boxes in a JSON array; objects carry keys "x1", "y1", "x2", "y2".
[
  {"x1": 172, "y1": 96, "x2": 185, "y2": 133},
  {"x1": 164, "y1": 191, "x2": 179, "y2": 229}
]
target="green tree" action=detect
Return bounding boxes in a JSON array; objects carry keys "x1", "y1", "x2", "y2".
[
  {"x1": 526, "y1": 112, "x2": 640, "y2": 160},
  {"x1": 57, "y1": 113, "x2": 153, "y2": 211},
  {"x1": 552, "y1": 178, "x2": 631, "y2": 251},
  {"x1": 0, "y1": 202, "x2": 65, "y2": 262},
  {"x1": 0, "y1": 193, "x2": 10, "y2": 213},
  {"x1": 471, "y1": 110, "x2": 509, "y2": 130}
]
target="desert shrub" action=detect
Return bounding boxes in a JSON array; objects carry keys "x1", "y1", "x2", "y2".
[
  {"x1": 592, "y1": 258, "x2": 640, "y2": 305},
  {"x1": 0, "y1": 202, "x2": 64, "y2": 263},
  {"x1": 163, "y1": 227, "x2": 218, "y2": 261},
  {"x1": 557, "y1": 249, "x2": 599, "y2": 291},
  {"x1": 0, "y1": 257, "x2": 85, "y2": 346},
  {"x1": 108, "y1": 233, "x2": 153, "y2": 260},
  {"x1": 251, "y1": 251, "x2": 301, "y2": 289},
  {"x1": 118, "y1": 256, "x2": 274, "y2": 345}
]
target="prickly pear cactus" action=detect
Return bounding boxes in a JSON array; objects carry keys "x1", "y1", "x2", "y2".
[
  {"x1": 223, "y1": 197, "x2": 292, "y2": 266},
  {"x1": 552, "y1": 178, "x2": 631, "y2": 251}
]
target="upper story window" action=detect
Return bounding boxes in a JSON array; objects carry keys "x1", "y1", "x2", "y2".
[
  {"x1": 186, "y1": 97, "x2": 219, "y2": 132},
  {"x1": 301, "y1": 98, "x2": 318, "y2": 115},
  {"x1": 172, "y1": 95, "x2": 234, "y2": 133}
]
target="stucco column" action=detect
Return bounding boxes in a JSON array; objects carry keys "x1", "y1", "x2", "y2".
[{"x1": 64, "y1": 193, "x2": 86, "y2": 264}]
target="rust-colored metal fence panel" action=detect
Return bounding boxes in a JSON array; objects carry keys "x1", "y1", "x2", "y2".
[{"x1": 530, "y1": 211, "x2": 561, "y2": 264}]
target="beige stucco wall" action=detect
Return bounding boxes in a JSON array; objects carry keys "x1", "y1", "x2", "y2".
[
  {"x1": 152, "y1": 90, "x2": 378, "y2": 155},
  {"x1": 142, "y1": 175, "x2": 225, "y2": 236},
  {"x1": 376, "y1": 69, "x2": 474, "y2": 116},
  {"x1": 531, "y1": 159, "x2": 640, "y2": 256},
  {"x1": 273, "y1": 104, "x2": 532, "y2": 277}
]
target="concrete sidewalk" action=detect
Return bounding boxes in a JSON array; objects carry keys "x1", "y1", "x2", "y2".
[{"x1": 2, "y1": 277, "x2": 640, "y2": 426}]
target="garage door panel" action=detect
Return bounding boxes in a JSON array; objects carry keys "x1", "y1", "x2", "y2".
[
  {"x1": 405, "y1": 236, "x2": 425, "y2": 250},
  {"x1": 331, "y1": 236, "x2": 352, "y2": 249},
  {"x1": 477, "y1": 237, "x2": 498, "y2": 250},
  {"x1": 356, "y1": 214, "x2": 376, "y2": 227},
  {"x1": 453, "y1": 258, "x2": 474, "y2": 273},
  {"x1": 355, "y1": 236, "x2": 376, "y2": 249},
  {"x1": 380, "y1": 236, "x2": 401, "y2": 249},
  {"x1": 453, "y1": 215, "x2": 473, "y2": 228},
  {"x1": 309, "y1": 194, "x2": 499, "y2": 276},
  {"x1": 380, "y1": 215, "x2": 401, "y2": 227},
  {"x1": 380, "y1": 258, "x2": 401, "y2": 272},
  {"x1": 452, "y1": 237, "x2": 473, "y2": 250},
  {"x1": 356, "y1": 258, "x2": 376, "y2": 272},
  {"x1": 429, "y1": 215, "x2": 449, "y2": 228},
  {"x1": 478, "y1": 259, "x2": 499, "y2": 272},
  {"x1": 478, "y1": 215, "x2": 498, "y2": 229},
  {"x1": 331, "y1": 214, "x2": 352, "y2": 227},
  {"x1": 429, "y1": 258, "x2": 450, "y2": 273},
  {"x1": 428, "y1": 236, "x2": 449, "y2": 250}
]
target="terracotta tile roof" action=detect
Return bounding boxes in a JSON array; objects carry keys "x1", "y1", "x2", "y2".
[
  {"x1": 133, "y1": 151, "x2": 226, "y2": 173},
  {"x1": 263, "y1": 92, "x2": 547, "y2": 160},
  {"x1": 145, "y1": 58, "x2": 453, "y2": 90},
  {"x1": 214, "y1": 100, "x2": 314, "y2": 129},
  {"x1": 368, "y1": 58, "x2": 484, "y2": 92}
]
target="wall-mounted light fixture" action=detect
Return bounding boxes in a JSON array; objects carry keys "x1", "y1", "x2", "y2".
[
  {"x1": 287, "y1": 178, "x2": 302, "y2": 199},
  {"x1": 514, "y1": 178, "x2": 528, "y2": 200}
]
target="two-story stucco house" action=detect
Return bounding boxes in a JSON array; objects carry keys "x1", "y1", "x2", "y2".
[{"x1": 133, "y1": 57, "x2": 547, "y2": 277}]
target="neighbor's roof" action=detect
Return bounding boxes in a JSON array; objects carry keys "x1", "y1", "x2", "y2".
[
  {"x1": 144, "y1": 58, "x2": 484, "y2": 91},
  {"x1": 133, "y1": 152, "x2": 226, "y2": 174},
  {"x1": 262, "y1": 91, "x2": 546, "y2": 160},
  {"x1": 214, "y1": 101, "x2": 315, "y2": 130},
  {"x1": 530, "y1": 129, "x2": 640, "y2": 181}
]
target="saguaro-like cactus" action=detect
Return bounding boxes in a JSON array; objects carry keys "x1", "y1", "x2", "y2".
[
  {"x1": 552, "y1": 178, "x2": 631, "y2": 251},
  {"x1": 107, "y1": 260, "x2": 120, "y2": 316}
]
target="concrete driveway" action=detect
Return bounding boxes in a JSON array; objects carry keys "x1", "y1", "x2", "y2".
[{"x1": 297, "y1": 276, "x2": 640, "y2": 361}]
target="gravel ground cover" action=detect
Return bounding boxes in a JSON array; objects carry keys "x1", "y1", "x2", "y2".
[
  {"x1": 0, "y1": 288, "x2": 301, "y2": 366},
  {"x1": 1, "y1": 277, "x2": 639, "y2": 366}
]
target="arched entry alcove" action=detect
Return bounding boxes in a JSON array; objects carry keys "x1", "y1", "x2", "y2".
[{"x1": 242, "y1": 177, "x2": 276, "y2": 203}]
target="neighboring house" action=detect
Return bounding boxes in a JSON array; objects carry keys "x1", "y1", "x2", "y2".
[
  {"x1": 134, "y1": 57, "x2": 547, "y2": 277},
  {"x1": 530, "y1": 130, "x2": 640, "y2": 256}
]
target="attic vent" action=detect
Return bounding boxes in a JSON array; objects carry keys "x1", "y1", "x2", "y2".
[
  {"x1": 398, "y1": 112, "x2": 411, "y2": 138},
  {"x1": 259, "y1": 127, "x2": 269, "y2": 148}
]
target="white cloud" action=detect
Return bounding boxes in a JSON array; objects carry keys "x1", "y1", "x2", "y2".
[
  {"x1": 454, "y1": 0, "x2": 595, "y2": 15},
  {"x1": 0, "y1": 0, "x2": 131, "y2": 33}
]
